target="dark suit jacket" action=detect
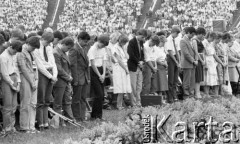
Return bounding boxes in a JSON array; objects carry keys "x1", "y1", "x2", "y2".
[
  {"x1": 180, "y1": 35, "x2": 198, "y2": 69},
  {"x1": 69, "y1": 43, "x2": 90, "y2": 85},
  {"x1": 53, "y1": 47, "x2": 71, "y2": 87},
  {"x1": 127, "y1": 37, "x2": 144, "y2": 72}
]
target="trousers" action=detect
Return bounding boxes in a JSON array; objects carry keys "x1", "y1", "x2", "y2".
[
  {"x1": 90, "y1": 67, "x2": 104, "y2": 119},
  {"x1": 71, "y1": 84, "x2": 88, "y2": 121},
  {"x1": 129, "y1": 67, "x2": 142, "y2": 106},
  {"x1": 36, "y1": 71, "x2": 53, "y2": 127},
  {"x1": 53, "y1": 83, "x2": 74, "y2": 120},
  {"x1": 19, "y1": 73, "x2": 38, "y2": 130},
  {"x1": 2, "y1": 80, "x2": 18, "y2": 132}
]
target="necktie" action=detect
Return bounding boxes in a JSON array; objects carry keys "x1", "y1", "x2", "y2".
[
  {"x1": 44, "y1": 46, "x2": 48, "y2": 62},
  {"x1": 173, "y1": 39, "x2": 179, "y2": 62},
  {"x1": 137, "y1": 40, "x2": 141, "y2": 59}
]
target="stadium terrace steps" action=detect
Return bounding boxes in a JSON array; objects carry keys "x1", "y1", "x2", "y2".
[
  {"x1": 42, "y1": 0, "x2": 58, "y2": 30},
  {"x1": 136, "y1": 0, "x2": 154, "y2": 29},
  {"x1": 143, "y1": 0, "x2": 162, "y2": 29},
  {"x1": 52, "y1": 0, "x2": 66, "y2": 30},
  {"x1": 229, "y1": 8, "x2": 240, "y2": 31}
]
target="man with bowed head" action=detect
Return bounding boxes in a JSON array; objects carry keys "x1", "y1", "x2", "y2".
[
  {"x1": 69, "y1": 31, "x2": 91, "y2": 122},
  {"x1": 34, "y1": 32, "x2": 58, "y2": 131},
  {"x1": 0, "y1": 40, "x2": 22, "y2": 134},
  {"x1": 87, "y1": 34, "x2": 109, "y2": 120},
  {"x1": 17, "y1": 36, "x2": 40, "y2": 133},
  {"x1": 180, "y1": 27, "x2": 198, "y2": 99},
  {"x1": 128, "y1": 29, "x2": 147, "y2": 108},
  {"x1": 53, "y1": 37, "x2": 75, "y2": 126}
]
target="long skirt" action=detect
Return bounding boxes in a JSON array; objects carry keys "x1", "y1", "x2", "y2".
[
  {"x1": 151, "y1": 64, "x2": 168, "y2": 92},
  {"x1": 195, "y1": 60, "x2": 204, "y2": 83},
  {"x1": 112, "y1": 63, "x2": 132, "y2": 94}
]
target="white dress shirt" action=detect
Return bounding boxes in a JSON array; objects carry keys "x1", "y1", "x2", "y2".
[
  {"x1": 0, "y1": 48, "x2": 21, "y2": 85},
  {"x1": 165, "y1": 35, "x2": 180, "y2": 55},
  {"x1": 34, "y1": 42, "x2": 58, "y2": 79},
  {"x1": 143, "y1": 40, "x2": 156, "y2": 62}
]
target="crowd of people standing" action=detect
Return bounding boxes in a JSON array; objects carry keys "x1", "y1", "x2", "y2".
[
  {"x1": 154, "y1": 0, "x2": 237, "y2": 31},
  {"x1": 58, "y1": 0, "x2": 144, "y2": 35},
  {"x1": 0, "y1": 0, "x2": 48, "y2": 31},
  {"x1": 1, "y1": 24, "x2": 240, "y2": 136}
]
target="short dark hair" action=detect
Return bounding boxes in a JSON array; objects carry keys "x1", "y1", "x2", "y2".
[
  {"x1": 196, "y1": 27, "x2": 206, "y2": 35},
  {"x1": 222, "y1": 33, "x2": 231, "y2": 40},
  {"x1": 37, "y1": 31, "x2": 44, "y2": 36},
  {"x1": 28, "y1": 32, "x2": 38, "y2": 38},
  {"x1": 3, "y1": 30, "x2": 10, "y2": 41},
  {"x1": 118, "y1": 34, "x2": 129, "y2": 44},
  {"x1": 61, "y1": 32, "x2": 69, "y2": 38},
  {"x1": 53, "y1": 30, "x2": 63, "y2": 40},
  {"x1": 10, "y1": 40, "x2": 23, "y2": 52},
  {"x1": 136, "y1": 29, "x2": 148, "y2": 38},
  {"x1": 215, "y1": 32, "x2": 223, "y2": 39},
  {"x1": 156, "y1": 31, "x2": 166, "y2": 36},
  {"x1": 185, "y1": 27, "x2": 196, "y2": 34},
  {"x1": 0, "y1": 34, "x2": 5, "y2": 45},
  {"x1": 26, "y1": 36, "x2": 40, "y2": 49},
  {"x1": 98, "y1": 34, "x2": 109, "y2": 47},
  {"x1": 60, "y1": 37, "x2": 74, "y2": 47},
  {"x1": 150, "y1": 35, "x2": 160, "y2": 46},
  {"x1": 41, "y1": 32, "x2": 54, "y2": 43},
  {"x1": 78, "y1": 31, "x2": 90, "y2": 41}
]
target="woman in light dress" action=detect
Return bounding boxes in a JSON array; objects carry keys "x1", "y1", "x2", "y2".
[
  {"x1": 151, "y1": 35, "x2": 168, "y2": 96},
  {"x1": 112, "y1": 34, "x2": 132, "y2": 110},
  {"x1": 227, "y1": 35, "x2": 240, "y2": 83},
  {"x1": 203, "y1": 32, "x2": 226, "y2": 97},
  {"x1": 214, "y1": 32, "x2": 229, "y2": 96},
  {"x1": 105, "y1": 32, "x2": 121, "y2": 86}
]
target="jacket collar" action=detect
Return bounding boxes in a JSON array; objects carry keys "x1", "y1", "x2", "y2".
[{"x1": 56, "y1": 46, "x2": 70, "y2": 64}]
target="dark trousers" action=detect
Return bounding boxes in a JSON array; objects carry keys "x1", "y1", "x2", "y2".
[
  {"x1": 142, "y1": 63, "x2": 153, "y2": 95},
  {"x1": 182, "y1": 68, "x2": 195, "y2": 97},
  {"x1": 71, "y1": 84, "x2": 88, "y2": 121},
  {"x1": 53, "y1": 84, "x2": 74, "y2": 120},
  {"x1": 36, "y1": 71, "x2": 53, "y2": 127},
  {"x1": 167, "y1": 56, "x2": 179, "y2": 102},
  {"x1": 90, "y1": 67, "x2": 104, "y2": 119}
]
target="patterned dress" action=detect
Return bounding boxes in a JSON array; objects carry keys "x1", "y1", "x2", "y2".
[
  {"x1": 202, "y1": 39, "x2": 218, "y2": 86},
  {"x1": 215, "y1": 42, "x2": 228, "y2": 84}
]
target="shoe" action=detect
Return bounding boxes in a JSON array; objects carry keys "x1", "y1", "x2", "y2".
[
  {"x1": 19, "y1": 130, "x2": 30, "y2": 133},
  {"x1": 30, "y1": 129, "x2": 40, "y2": 134},
  {"x1": 44, "y1": 126, "x2": 49, "y2": 130},
  {"x1": 38, "y1": 127, "x2": 44, "y2": 132},
  {"x1": 195, "y1": 94, "x2": 202, "y2": 99},
  {"x1": 117, "y1": 107, "x2": 124, "y2": 110}
]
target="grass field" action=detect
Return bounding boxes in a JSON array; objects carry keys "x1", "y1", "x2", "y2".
[{"x1": 0, "y1": 110, "x2": 128, "y2": 144}]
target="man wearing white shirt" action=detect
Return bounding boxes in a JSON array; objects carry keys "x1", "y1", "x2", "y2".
[
  {"x1": 165, "y1": 26, "x2": 181, "y2": 103},
  {"x1": 141, "y1": 35, "x2": 160, "y2": 95},
  {"x1": 34, "y1": 32, "x2": 58, "y2": 130}
]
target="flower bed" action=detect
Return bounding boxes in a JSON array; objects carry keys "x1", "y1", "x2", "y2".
[{"x1": 63, "y1": 96, "x2": 240, "y2": 144}]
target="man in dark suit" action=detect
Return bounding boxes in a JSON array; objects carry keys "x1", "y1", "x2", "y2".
[
  {"x1": 53, "y1": 37, "x2": 75, "y2": 126},
  {"x1": 180, "y1": 27, "x2": 198, "y2": 99},
  {"x1": 127, "y1": 29, "x2": 147, "y2": 107},
  {"x1": 69, "y1": 32, "x2": 90, "y2": 122}
]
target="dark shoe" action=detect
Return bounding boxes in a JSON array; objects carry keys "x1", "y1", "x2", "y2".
[
  {"x1": 44, "y1": 126, "x2": 49, "y2": 130},
  {"x1": 38, "y1": 127, "x2": 44, "y2": 132},
  {"x1": 19, "y1": 130, "x2": 30, "y2": 133}
]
